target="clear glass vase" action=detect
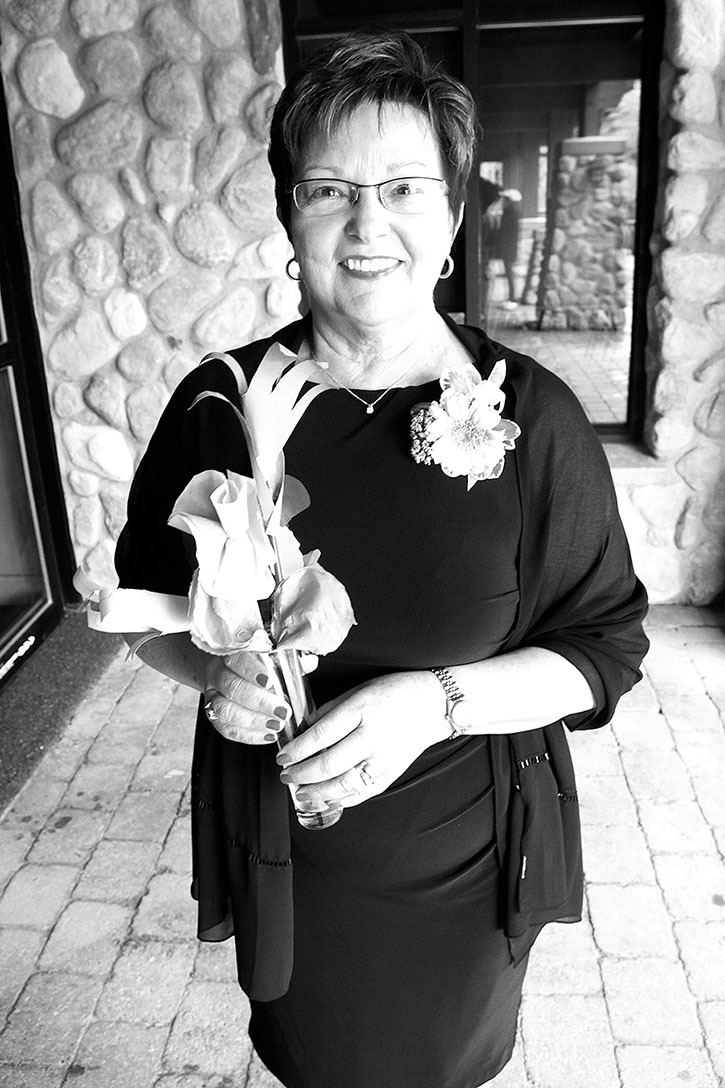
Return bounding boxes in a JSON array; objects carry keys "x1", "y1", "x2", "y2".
[{"x1": 268, "y1": 648, "x2": 343, "y2": 830}]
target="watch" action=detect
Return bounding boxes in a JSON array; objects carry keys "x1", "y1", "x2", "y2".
[{"x1": 429, "y1": 667, "x2": 474, "y2": 737}]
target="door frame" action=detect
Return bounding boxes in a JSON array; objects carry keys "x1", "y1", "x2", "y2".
[
  {"x1": 0, "y1": 79, "x2": 74, "y2": 687},
  {"x1": 280, "y1": 0, "x2": 662, "y2": 440}
]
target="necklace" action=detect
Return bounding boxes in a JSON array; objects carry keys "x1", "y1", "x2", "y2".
[{"x1": 322, "y1": 358, "x2": 421, "y2": 415}]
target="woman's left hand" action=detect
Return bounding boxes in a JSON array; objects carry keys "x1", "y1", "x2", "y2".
[{"x1": 276, "y1": 671, "x2": 449, "y2": 809}]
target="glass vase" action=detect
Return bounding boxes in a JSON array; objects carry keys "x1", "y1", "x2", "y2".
[{"x1": 268, "y1": 648, "x2": 343, "y2": 830}]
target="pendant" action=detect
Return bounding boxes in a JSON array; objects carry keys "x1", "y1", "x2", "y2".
[{"x1": 366, "y1": 404, "x2": 374, "y2": 415}]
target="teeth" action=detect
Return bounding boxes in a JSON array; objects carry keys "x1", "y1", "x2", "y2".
[{"x1": 343, "y1": 257, "x2": 399, "y2": 272}]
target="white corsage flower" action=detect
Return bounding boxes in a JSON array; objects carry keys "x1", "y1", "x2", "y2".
[{"x1": 411, "y1": 359, "x2": 520, "y2": 489}]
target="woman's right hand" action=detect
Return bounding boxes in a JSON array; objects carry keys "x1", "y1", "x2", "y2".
[{"x1": 203, "y1": 650, "x2": 290, "y2": 745}]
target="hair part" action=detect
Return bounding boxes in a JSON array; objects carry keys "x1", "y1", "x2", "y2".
[{"x1": 268, "y1": 31, "x2": 477, "y2": 231}]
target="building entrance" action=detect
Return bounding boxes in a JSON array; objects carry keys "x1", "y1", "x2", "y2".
[{"x1": 0, "y1": 81, "x2": 71, "y2": 689}]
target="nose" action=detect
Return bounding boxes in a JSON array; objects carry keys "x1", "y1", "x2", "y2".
[{"x1": 345, "y1": 186, "x2": 390, "y2": 240}]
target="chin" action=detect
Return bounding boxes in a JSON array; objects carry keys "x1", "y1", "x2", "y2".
[{"x1": 336, "y1": 286, "x2": 433, "y2": 329}]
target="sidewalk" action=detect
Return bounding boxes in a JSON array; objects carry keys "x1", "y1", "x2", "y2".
[{"x1": 0, "y1": 605, "x2": 723, "y2": 1088}]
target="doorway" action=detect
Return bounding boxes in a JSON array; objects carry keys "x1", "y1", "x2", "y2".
[
  {"x1": 282, "y1": 0, "x2": 661, "y2": 434},
  {"x1": 0, "y1": 79, "x2": 72, "y2": 689}
]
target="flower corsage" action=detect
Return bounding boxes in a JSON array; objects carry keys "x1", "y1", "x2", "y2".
[{"x1": 410, "y1": 359, "x2": 520, "y2": 489}]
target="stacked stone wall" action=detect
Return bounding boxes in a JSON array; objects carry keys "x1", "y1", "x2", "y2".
[
  {"x1": 0, "y1": 0, "x2": 298, "y2": 586},
  {"x1": 539, "y1": 139, "x2": 637, "y2": 333},
  {"x1": 0, "y1": 0, "x2": 724, "y2": 604},
  {"x1": 633, "y1": 0, "x2": 725, "y2": 603},
  {"x1": 538, "y1": 1, "x2": 725, "y2": 605}
]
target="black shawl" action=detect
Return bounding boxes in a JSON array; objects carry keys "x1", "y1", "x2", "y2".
[{"x1": 115, "y1": 314, "x2": 649, "y2": 998}]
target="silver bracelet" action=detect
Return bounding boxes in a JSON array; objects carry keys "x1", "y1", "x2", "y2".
[{"x1": 429, "y1": 666, "x2": 471, "y2": 738}]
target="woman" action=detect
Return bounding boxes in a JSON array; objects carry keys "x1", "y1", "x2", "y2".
[
  {"x1": 497, "y1": 189, "x2": 522, "y2": 306},
  {"x1": 116, "y1": 32, "x2": 648, "y2": 1088}
]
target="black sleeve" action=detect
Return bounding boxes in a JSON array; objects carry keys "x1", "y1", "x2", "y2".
[
  {"x1": 509, "y1": 360, "x2": 649, "y2": 730},
  {"x1": 115, "y1": 359, "x2": 252, "y2": 596}
]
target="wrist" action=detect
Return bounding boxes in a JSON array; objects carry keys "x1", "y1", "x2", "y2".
[
  {"x1": 406, "y1": 671, "x2": 451, "y2": 744},
  {"x1": 429, "y1": 666, "x2": 476, "y2": 738},
  {"x1": 427, "y1": 670, "x2": 454, "y2": 742}
]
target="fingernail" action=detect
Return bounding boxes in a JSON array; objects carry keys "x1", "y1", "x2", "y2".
[
  {"x1": 280, "y1": 772, "x2": 292, "y2": 784},
  {"x1": 295, "y1": 790, "x2": 311, "y2": 803},
  {"x1": 276, "y1": 752, "x2": 292, "y2": 767},
  {"x1": 274, "y1": 705, "x2": 290, "y2": 719},
  {"x1": 256, "y1": 673, "x2": 269, "y2": 687},
  {"x1": 266, "y1": 719, "x2": 283, "y2": 732},
  {"x1": 264, "y1": 732, "x2": 277, "y2": 742}
]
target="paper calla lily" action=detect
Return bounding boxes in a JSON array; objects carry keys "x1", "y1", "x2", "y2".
[
  {"x1": 271, "y1": 563, "x2": 357, "y2": 654},
  {"x1": 73, "y1": 342, "x2": 357, "y2": 665},
  {"x1": 171, "y1": 345, "x2": 356, "y2": 658},
  {"x1": 186, "y1": 569, "x2": 274, "y2": 656}
]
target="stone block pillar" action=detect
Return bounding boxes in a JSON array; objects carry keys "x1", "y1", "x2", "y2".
[
  {"x1": 639, "y1": 0, "x2": 725, "y2": 602},
  {"x1": 538, "y1": 136, "x2": 636, "y2": 333}
]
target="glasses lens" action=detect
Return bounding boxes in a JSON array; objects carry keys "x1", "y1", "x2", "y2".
[
  {"x1": 293, "y1": 180, "x2": 354, "y2": 215},
  {"x1": 380, "y1": 178, "x2": 447, "y2": 213}
]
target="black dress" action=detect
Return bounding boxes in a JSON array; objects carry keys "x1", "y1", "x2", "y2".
[
  {"x1": 115, "y1": 316, "x2": 648, "y2": 1088},
  {"x1": 248, "y1": 381, "x2": 526, "y2": 1088}
]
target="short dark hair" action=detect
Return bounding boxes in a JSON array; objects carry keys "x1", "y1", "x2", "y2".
[{"x1": 268, "y1": 31, "x2": 477, "y2": 230}]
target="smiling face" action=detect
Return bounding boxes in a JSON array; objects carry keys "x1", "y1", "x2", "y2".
[{"x1": 288, "y1": 100, "x2": 460, "y2": 341}]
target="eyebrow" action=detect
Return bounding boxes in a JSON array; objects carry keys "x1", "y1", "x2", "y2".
[{"x1": 300, "y1": 162, "x2": 432, "y2": 175}]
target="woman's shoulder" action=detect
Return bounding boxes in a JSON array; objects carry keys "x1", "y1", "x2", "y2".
[
  {"x1": 515, "y1": 357, "x2": 589, "y2": 431},
  {"x1": 489, "y1": 335, "x2": 581, "y2": 408},
  {"x1": 489, "y1": 337, "x2": 611, "y2": 479},
  {"x1": 453, "y1": 320, "x2": 603, "y2": 471},
  {"x1": 454, "y1": 319, "x2": 590, "y2": 421}
]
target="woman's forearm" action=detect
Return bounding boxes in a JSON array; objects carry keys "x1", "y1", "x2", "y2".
[
  {"x1": 436, "y1": 647, "x2": 596, "y2": 735},
  {"x1": 123, "y1": 631, "x2": 212, "y2": 693},
  {"x1": 127, "y1": 636, "x2": 594, "y2": 737}
]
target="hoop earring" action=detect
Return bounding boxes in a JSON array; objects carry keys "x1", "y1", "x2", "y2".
[
  {"x1": 439, "y1": 255, "x2": 454, "y2": 280},
  {"x1": 286, "y1": 258, "x2": 302, "y2": 282}
]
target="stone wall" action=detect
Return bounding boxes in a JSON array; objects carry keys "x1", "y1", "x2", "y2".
[
  {"x1": 0, "y1": 0, "x2": 724, "y2": 605},
  {"x1": 630, "y1": 0, "x2": 725, "y2": 603},
  {"x1": 538, "y1": 136, "x2": 637, "y2": 333},
  {"x1": 535, "y1": 0, "x2": 725, "y2": 605},
  {"x1": 0, "y1": 0, "x2": 298, "y2": 587}
]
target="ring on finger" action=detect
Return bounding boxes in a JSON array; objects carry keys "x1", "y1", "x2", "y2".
[
  {"x1": 356, "y1": 761, "x2": 375, "y2": 789},
  {"x1": 204, "y1": 696, "x2": 218, "y2": 723}
]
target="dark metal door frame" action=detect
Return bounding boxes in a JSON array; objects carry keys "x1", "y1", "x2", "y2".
[
  {"x1": 280, "y1": 0, "x2": 661, "y2": 441},
  {"x1": 0, "y1": 77, "x2": 74, "y2": 687}
]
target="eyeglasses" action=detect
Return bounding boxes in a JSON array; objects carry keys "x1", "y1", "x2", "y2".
[{"x1": 290, "y1": 176, "x2": 449, "y2": 216}]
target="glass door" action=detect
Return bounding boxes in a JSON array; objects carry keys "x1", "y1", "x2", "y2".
[
  {"x1": 285, "y1": 0, "x2": 662, "y2": 439},
  {"x1": 474, "y1": 16, "x2": 649, "y2": 427},
  {"x1": 0, "y1": 77, "x2": 70, "y2": 688},
  {"x1": 0, "y1": 366, "x2": 54, "y2": 681}
]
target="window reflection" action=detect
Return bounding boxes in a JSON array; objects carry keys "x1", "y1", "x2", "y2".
[
  {"x1": 477, "y1": 17, "x2": 644, "y2": 426},
  {"x1": 0, "y1": 367, "x2": 50, "y2": 655}
]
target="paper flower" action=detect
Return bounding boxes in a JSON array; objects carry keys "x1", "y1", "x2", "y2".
[
  {"x1": 166, "y1": 344, "x2": 356, "y2": 657},
  {"x1": 167, "y1": 469, "x2": 277, "y2": 654},
  {"x1": 411, "y1": 359, "x2": 520, "y2": 489},
  {"x1": 74, "y1": 341, "x2": 356, "y2": 664},
  {"x1": 168, "y1": 467, "x2": 355, "y2": 657},
  {"x1": 271, "y1": 563, "x2": 356, "y2": 654}
]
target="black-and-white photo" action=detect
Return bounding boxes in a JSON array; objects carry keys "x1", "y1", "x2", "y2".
[{"x1": 0, "y1": 3, "x2": 722, "y2": 1087}]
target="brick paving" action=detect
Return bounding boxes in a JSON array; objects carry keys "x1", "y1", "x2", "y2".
[
  {"x1": 0, "y1": 605, "x2": 723, "y2": 1088},
  {"x1": 498, "y1": 323, "x2": 629, "y2": 425}
]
